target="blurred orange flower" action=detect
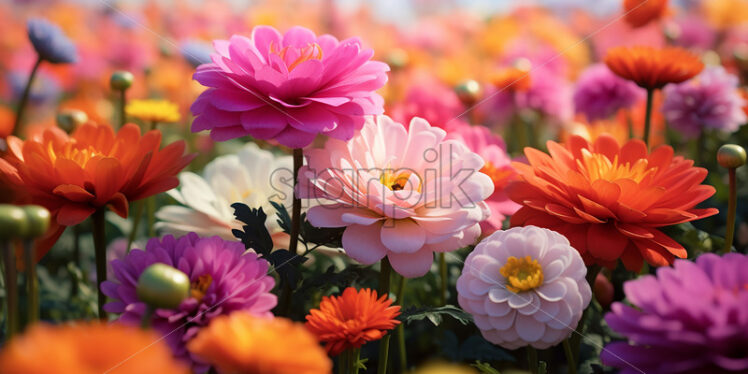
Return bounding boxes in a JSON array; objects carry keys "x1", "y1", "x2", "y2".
[
  {"x1": 623, "y1": 0, "x2": 668, "y2": 28},
  {"x1": 0, "y1": 123, "x2": 193, "y2": 260},
  {"x1": 508, "y1": 135, "x2": 718, "y2": 271},
  {"x1": 188, "y1": 312, "x2": 331, "y2": 374},
  {"x1": 491, "y1": 67, "x2": 531, "y2": 92},
  {"x1": 604, "y1": 46, "x2": 703, "y2": 90},
  {"x1": 306, "y1": 287, "x2": 401, "y2": 356},
  {"x1": 0, "y1": 322, "x2": 189, "y2": 374},
  {"x1": 0, "y1": 105, "x2": 14, "y2": 138}
]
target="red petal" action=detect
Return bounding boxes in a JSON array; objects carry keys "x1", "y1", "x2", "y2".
[
  {"x1": 587, "y1": 223, "x2": 628, "y2": 261},
  {"x1": 57, "y1": 203, "x2": 96, "y2": 226},
  {"x1": 52, "y1": 184, "x2": 94, "y2": 203}
]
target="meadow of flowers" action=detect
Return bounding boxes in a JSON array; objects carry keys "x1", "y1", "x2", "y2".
[{"x1": 0, "y1": 0, "x2": 747, "y2": 373}]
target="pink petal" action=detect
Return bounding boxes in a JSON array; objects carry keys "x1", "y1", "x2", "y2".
[
  {"x1": 380, "y1": 218, "x2": 426, "y2": 254},
  {"x1": 341, "y1": 223, "x2": 387, "y2": 265},
  {"x1": 388, "y1": 249, "x2": 434, "y2": 278}
]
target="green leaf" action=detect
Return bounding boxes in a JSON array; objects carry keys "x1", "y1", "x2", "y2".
[
  {"x1": 231, "y1": 203, "x2": 274, "y2": 256},
  {"x1": 400, "y1": 305, "x2": 473, "y2": 326},
  {"x1": 270, "y1": 201, "x2": 292, "y2": 234},
  {"x1": 471, "y1": 361, "x2": 502, "y2": 374}
]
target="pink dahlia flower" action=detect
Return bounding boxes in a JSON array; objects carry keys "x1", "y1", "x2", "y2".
[
  {"x1": 457, "y1": 226, "x2": 591, "y2": 349},
  {"x1": 388, "y1": 71, "x2": 466, "y2": 130},
  {"x1": 446, "y1": 124, "x2": 520, "y2": 234},
  {"x1": 190, "y1": 26, "x2": 389, "y2": 148},
  {"x1": 298, "y1": 115, "x2": 494, "y2": 278}
]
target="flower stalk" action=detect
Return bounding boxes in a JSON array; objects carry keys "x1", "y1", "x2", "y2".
[
  {"x1": 395, "y1": 275, "x2": 407, "y2": 371},
  {"x1": 377, "y1": 258, "x2": 392, "y2": 374},
  {"x1": 717, "y1": 144, "x2": 746, "y2": 253},
  {"x1": 527, "y1": 346, "x2": 539, "y2": 374},
  {"x1": 23, "y1": 240, "x2": 38, "y2": 323},
  {"x1": 643, "y1": 88, "x2": 654, "y2": 147},
  {"x1": 1, "y1": 241, "x2": 19, "y2": 338},
  {"x1": 12, "y1": 57, "x2": 42, "y2": 137},
  {"x1": 563, "y1": 339, "x2": 577, "y2": 374},
  {"x1": 438, "y1": 252, "x2": 447, "y2": 306},
  {"x1": 92, "y1": 209, "x2": 108, "y2": 320},
  {"x1": 288, "y1": 148, "x2": 304, "y2": 255}
]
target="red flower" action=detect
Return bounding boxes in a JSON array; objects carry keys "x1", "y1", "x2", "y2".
[
  {"x1": 0, "y1": 123, "x2": 194, "y2": 260},
  {"x1": 507, "y1": 135, "x2": 717, "y2": 271},
  {"x1": 305, "y1": 287, "x2": 400, "y2": 356},
  {"x1": 605, "y1": 46, "x2": 704, "y2": 90}
]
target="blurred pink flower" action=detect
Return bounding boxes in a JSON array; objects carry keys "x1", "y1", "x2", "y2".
[
  {"x1": 191, "y1": 26, "x2": 389, "y2": 148},
  {"x1": 298, "y1": 115, "x2": 493, "y2": 278},
  {"x1": 388, "y1": 72, "x2": 466, "y2": 130},
  {"x1": 447, "y1": 123, "x2": 519, "y2": 234}
]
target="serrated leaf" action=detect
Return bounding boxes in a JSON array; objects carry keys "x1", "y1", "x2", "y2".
[
  {"x1": 231, "y1": 203, "x2": 274, "y2": 256},
  {"x1": 400, "y1": 305, "x2": 473, "y2": 326},
  {"x1": 269, "y1": 201, "x2": 292, "y2": 234},
  {"x1": 301, "y1": 213, "x2": 345, "y2": 247},
  {"x1": 266, "y1": 249, "x2": 307, "y2": 289}
]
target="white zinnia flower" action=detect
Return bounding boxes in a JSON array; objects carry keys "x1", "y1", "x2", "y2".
[
  {"x1": 457, "y1": 225, "x2": 591, "y2": 349},
  {"x1": 156, "y1": 143, "x2": 293, "y2": 242}
]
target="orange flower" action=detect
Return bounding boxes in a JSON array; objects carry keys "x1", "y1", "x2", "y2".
[
  {"x1": 623, "y1": 0, "x2": 668, "y2": 28},
  {"x1": 0, "y1": 105, "x2": 14, "y2": 138},
  {"x1": 507, "y1": 135, "x2": 718, "y2": 271},
  {"x1": 188, "y1": 312, "x2": 331, "y2": 374},
  {"x1": 0, "y1": 322, "x2": 189, "y2": 374},
  {"x1": 305, "y1": 287, "x2": 401, "y2": 356},
  {"x1": 0, "y1": 122, "x2": 194, "y2": 260},
  {"x1": 604, "y1": 46, "x2": 704, "y2": 90},
  {"x1": 491, "y1": 67, "x2": 531, "y2": 92}
]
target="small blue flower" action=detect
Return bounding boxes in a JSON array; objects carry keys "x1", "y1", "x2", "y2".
[
  {"x1": 27, "y1": 18, "x2": 78, "y2": 64},
  {"x1": 179, "y1": 40, "x2": 213, "y2": 68}
]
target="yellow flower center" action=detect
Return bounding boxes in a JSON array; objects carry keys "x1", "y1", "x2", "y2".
[
  {"x1": 269, "y1": 41, "x2": 323, "y2": 72},
  {"x1": 47, "y1": 142, "x2": 110, "y2": 169},
  {"x1": 190, "y1": 274, "x2": 213, "y2": 302},
  {"x1": 579, "y1": 149, "x2": 656, "y2": 183},
  {"x1": 499, "y1": 256, "x2": 544, "y2": 293},
  {"x1": 380, "y1": 169, "x2": 422, "y2": 192},
  {"x1": 480, "y1": 161, "x2": 514, "y2": 189}
]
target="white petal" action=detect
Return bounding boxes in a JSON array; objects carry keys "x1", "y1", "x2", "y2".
[
  {"x1": 484, "y1": 298, "x2": 512, "y2": 317},
  {"x1": 488, "y1": 287, "x2": 511, "y2": 303},
  {"x1": 515, "y1": 313, "x2": 546, "y2": 342},
  {"x1": 536, "y1": 281, "x2": 567, "y2": 302},
  {"x1": 507, "y1": 292, "x2": 532, "y2": 309},
  {"x1": 541, "y1": 260, "x2": 565, "y2": 283}
]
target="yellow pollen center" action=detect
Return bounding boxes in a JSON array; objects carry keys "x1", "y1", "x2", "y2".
[
  {"x1": 480, "y1": 162, "x2": 514, "y2": 189},
  {"x1": 190, "y1": 274, "x2": 213, "y2": 302},
  {"x1": 47, "y1": 142, "x2": 113, "y2": 169},
  {"x1": 579, "y1": 149, "x2": 655, "y2": 183},
  {"x1": 380, "y1": 169, "x2": 422, "y2": 192},
  {"x1": 499, "y1": 256, "x2": 544, "y2": 293},
  {"x1": 269, "y1": 41, "x2": 323, "y2": 71}
]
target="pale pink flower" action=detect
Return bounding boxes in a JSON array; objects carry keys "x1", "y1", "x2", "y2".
[
  {"x1": 457, "y1": 226, "x2": 591, "y2": 349},
  {"x1": 298, "y1": 115, "x2": 494, "y2": 278}
]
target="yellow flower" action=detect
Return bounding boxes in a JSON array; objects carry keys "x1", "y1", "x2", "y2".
[{"x1": 126, "y1": 99, "x2": 181, "y2": 124}]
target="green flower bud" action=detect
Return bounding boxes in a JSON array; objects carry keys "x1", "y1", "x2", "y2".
[
  {"x1": 56, "y1": 109, "x2": 88, "y2": 133},
  {"x1": 717, "y1": 144, "x2": 747, "y2": 169},
  {"x1": 110, "y1": 71, "x2": 134, "y2": 91},
  {"x1": 454, "y1": 79, "x2": 482, "y2": 105},
  {"x1": 136, "y1": 263, "x2": 190, "y2": 310},
  {"x1": 0, "y1": 205, "x2": 28, "y2": 240},
  {"x1": 21, "y1": 205, "x2": 50, "y2": 239}
]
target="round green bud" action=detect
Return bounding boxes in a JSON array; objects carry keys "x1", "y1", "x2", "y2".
[
  {"x1": 110, "y1": 70, "x2": 134, "y2": 91},
  {"x1": 136, "y1": 263, "x2": 190, "y2": 310},
  {"x1": 386, "y1": 48, "x2": 409, "y2": 71},
  {"x1": 21, "y1": 205, "x2": 50, "y2": 239},
  {"x1": 56, "y1": 109, "x2": 88, "y2": 133},
  {"x1": 454, "y1": 79, "x2": 482, "y2": 105},
  {"x1": 0, "y1": 205, "x2": 29, "y2": 240},
  {"x1": 718, "y1": 144, "x2": 747, "y2": 169}
]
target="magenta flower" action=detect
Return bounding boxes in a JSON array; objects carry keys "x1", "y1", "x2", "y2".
[
  {"x1": 102, "y1": 234, "x2": 276, "y2": 370},
  {"x1": 190, "y1": 26, "x2": 389, "y2": 148},
  {"x1": 602, "y1": 253, "x2": 748, "y2": 374},
  {"x1": 298, "y1": 115, "x2": 493, "y2": 278},
  {"x1": 662, "y1": 66, "x2": 747, "y2": 138},
  {"x1": 446, "y1": 123, "x2": 519, "y2": 234},
  {"x1": 573, "y1": 64, "x2": 644, "y2": 122}
]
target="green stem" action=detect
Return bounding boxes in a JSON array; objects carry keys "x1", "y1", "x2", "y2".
[
  {"x1": 150, "y1": 120, "x2": 158, "y2": 131},
  {"x1": 377, "y1": 258, "x2": 392, "y2": 374},
  {"x1": 92, "y1": 209, "x2": 108, "y2": 320},
  {"x1": 563, "y1": 339, "x2": 577, "y2": 374},
  {"x1": 288, "y1": 148, "x2": 303, "y2": 255},
  {"x1": 23, "y1": 240, "x2": 38, "y2": 324},
  {"x1": 1, "y1": 241, "x2": 19, "y2": 338},
  {"x1": 118, "y1": 89, "x2": 126, "y2": 129},
  {"x1": 126, "y1": 201, "x2": 145, "y2": 252},
  {"x1": 12, "y1": 57, "x2": 42, "y2": 137},
  {"x1": 724, "y1": 168, "x2": 737, "y2": 253},
  {"x1": 570, "y1": 265, "x2": 602, "y2": 363},
  {"x1": 146, "y1": 197, "x2": 156, "y2": 237},
  {"x1": 140, "y1": 305, "x2": 154, "y2": 329},
  {"x1": 395, "y1": 275, "x2": 407, "y2": 371},
  {"x1": 352, "y1": 348, "x2": 361, "y2": 374},
  {"x1": 439, "y1": 252, "x2": 447, "y2": 306},
  {"x1": 527, "y1": 346, "x2": 539, "y2": 374},
  {"x1": 338, "y1": 350, "x2": 348, "y2": 374},
  {"x1": 643, "y1": 88, "x2": 654, "y2": 147}
]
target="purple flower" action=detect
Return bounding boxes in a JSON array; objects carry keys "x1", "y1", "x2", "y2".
[
  {"x1": 602, "y1": 253, "x2": 748, "y2": 374},
  {"x1": 190, "y1": 25, "x2": 389, "y2": 148},
  {"x1": 102, "y1": 234, "x2": 277, "y2": 371},
  {"x1": 27, "y1": 18, "x2": 77, "y2": 64},
  {"x1": 516, "y1": 67, "x2": 573, "y2": 123},
  {"x1": 573, "y1": 64, "x2": 644, "y2": 121},
  {"x1": 662, "y1": 66, "x2": 747, "y2": 138}
]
